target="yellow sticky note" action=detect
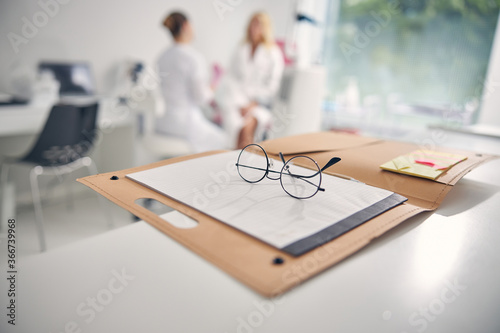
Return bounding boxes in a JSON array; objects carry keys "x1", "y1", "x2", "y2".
[
  {"x1": 392, "y1": 156, "x2": 412, "y2": 170},
  {"x1": 380, "y1": 150, "x2": 467, "y2": 180}
]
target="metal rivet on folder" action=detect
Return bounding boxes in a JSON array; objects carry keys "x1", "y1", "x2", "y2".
[
  {"x1": 110, "y1": 175, "x2": 119, "y2": 180},
  {"x1": 273, "y1": 257, "x2": 285, "y2": 265}
]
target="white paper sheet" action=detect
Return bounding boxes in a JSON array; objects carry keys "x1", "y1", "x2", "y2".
[{"x1": 127, "y1": 151, "x2": 396, "y2": 249}]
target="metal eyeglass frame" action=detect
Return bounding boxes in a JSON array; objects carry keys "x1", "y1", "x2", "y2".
[{"x1": 235, "y1": 143, "x2": 341, "y2": 199}]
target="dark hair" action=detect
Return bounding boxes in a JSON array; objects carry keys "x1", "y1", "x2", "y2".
[{"x1": 163, "y1": 12, "x2": 188, "y2": 38}]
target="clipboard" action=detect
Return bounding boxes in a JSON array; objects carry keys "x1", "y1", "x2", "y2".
[{"x1": 77, "y1": 132, "x2": 496, "y2": 297}]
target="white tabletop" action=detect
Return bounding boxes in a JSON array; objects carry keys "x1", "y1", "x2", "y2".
[
  {"x1": 0, "y1": 95, "x2": 133, "y2": 138},
  {"x1": 0, "y1": 104, "x2": 51, "y2": 137},
  {"x1": 1, "y1": 130, "x2": 499, "y2": 333}
]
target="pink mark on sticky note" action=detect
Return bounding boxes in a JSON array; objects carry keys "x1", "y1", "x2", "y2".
[{"x1": 415, "y1": 159, "x2": 447, "y2": 170}]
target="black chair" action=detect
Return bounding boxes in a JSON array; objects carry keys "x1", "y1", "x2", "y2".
[{"x1": 0, "y1": 103, "x2": 113, "y2": 252}]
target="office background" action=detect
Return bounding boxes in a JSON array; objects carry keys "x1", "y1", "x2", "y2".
[
  {"x1": 0, "y1": 0, "x2": 293, "y2": 210},
  {"x1": 1, "y1": 0, "x2": 499, "y2": 124},
  {"x1": 0, "y1": 0, "x2": 292, "y2": 95},
  {"x1": 1, "y1": 0, "x2": 500, "y2": 252}
]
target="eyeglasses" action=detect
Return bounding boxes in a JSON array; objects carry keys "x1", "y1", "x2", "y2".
[{"x1": 235, "y1": 144, "x2": 341, "y2": 199}]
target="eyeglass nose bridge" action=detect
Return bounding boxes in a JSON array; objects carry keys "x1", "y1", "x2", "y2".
[{"x1": 265, "y1": 158, "x2": 282, "y2": 181}]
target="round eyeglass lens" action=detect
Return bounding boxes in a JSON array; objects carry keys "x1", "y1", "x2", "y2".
[
  {"x1": 280, "y1": 156, "x2": 321, "y2": 199},
  {"x1": 237, "y1": 144, "x2": 269, "y2": 183}
]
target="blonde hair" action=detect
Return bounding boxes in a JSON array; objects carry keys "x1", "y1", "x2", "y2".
[{"x1": 245, "y1": 12, "x2": 275, "y2": 48}]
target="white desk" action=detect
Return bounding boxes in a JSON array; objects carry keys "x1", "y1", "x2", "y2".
[
  {"x1": 0, "y1": 96, "x2": 136, "y2": 231},
  {"x1": 0, "y1": 96, "x2": 133, "y2": 138},
  {"x1": 1, "y1": 131, "x2": 499, "y2": 333},
  {"x1": 0, "y1": 104, "x2": 51, "y2": 137}
]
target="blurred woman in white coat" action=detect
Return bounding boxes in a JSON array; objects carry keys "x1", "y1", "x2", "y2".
[
  {"x1": 216, "y1": 12, "x2": 284, "y2": 149},
  {"x1": 156, "y1": 12, "x2": 227, "y2": 153}
]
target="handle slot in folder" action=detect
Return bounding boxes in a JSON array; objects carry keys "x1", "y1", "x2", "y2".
[{"x1": 135, "y1": 198, "x2": 199, "y2": 229}]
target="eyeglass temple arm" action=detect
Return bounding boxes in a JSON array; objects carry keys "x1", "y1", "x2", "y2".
[
  {"x1": 317, "y1": 157, "x2": 341, "y2": 191},
  {"x1": 235, "y1": 163, "x2": 281, "y2": 174},
  {"x1": 284, "y1": 156, "x2": 342, "y2": 179},
  {"x1": 321, "y1": 157, "x2": 341, "y2": 172},
  {"x1": 280, "y1": 153, "x2": 341, "y2": 174},
  {"x1": 279, "y1": 152, "x2": 286, "y2": 164}
]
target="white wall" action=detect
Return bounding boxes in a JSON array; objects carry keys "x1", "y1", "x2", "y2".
[{"x1": 0, "y1": 0, "x2": 293, "y2": 95}]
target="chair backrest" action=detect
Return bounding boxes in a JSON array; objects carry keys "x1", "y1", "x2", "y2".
[{"x1": 21, "y1": 103, "x2": 99, "y2": 166}]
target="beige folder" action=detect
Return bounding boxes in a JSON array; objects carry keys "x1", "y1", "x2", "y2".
[{"x1": 78, "y1": 132, "x2": 496, "y2": 297}]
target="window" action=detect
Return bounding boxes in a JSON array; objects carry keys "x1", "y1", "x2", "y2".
[{"x1": 323, "y1": 0, "x2": 500, "y2": 131}]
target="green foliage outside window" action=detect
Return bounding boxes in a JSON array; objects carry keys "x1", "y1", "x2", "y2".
[{"x1": 326, "y1": 0, "x2": 500, "y2": 124}]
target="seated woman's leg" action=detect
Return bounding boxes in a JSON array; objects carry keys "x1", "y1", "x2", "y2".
[
  {"x1": 237, "y1": 116, "x2": 258, "y2": 149},
  {"x1": 216, "y1": 76, "x2": 261, "y2": 149},
  {"x1": 250, "y1": 105, "x2": 272, "y2": 142}
]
